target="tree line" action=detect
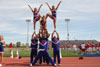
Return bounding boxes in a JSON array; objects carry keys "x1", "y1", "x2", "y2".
[{"x1": 6, "y1": 42, "x2": 30, "y2": 48}]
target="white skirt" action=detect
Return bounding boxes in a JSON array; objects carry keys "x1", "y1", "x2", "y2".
[
  {"x1": 73, "y1": 48, "x2": 77, "y2": 51},
  {"x1": 92, "y1": 47, "x2": 96, "y2": 51},
  {"x1": 87, "y1": 47, "x2": 92, "y2": 51}
]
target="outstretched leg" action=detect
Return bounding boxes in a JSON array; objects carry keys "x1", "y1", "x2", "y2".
[
  {"x1": 46, "y1": 13, "x2": 56, "y2": 30},
  {"x1": 33, "y1": 20, "x2": 36, "y2": 32},
  {"x1": 35, "y1": 14, "x2": 41, "y2": 21},
  {"x1": 53, "y1": 18, "x2": 56, "y2": 30},
  {"x1": 32, "y1": 51, "x2": 42, "y2": 65},
  {"x1": 33, "y1": 14, "x2": 41, "y2": 31},
  {"x1": 45, "y1": 51, "x2": 55, "y2": 65}
]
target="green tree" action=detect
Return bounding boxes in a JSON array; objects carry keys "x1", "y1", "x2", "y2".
[
  {"x1": 6, "y1": 44, "x2": 9, "y2": 48},
  {"x1": 16, "y1": 42, "x2": 21, "y2": 48},
  {"x1": 26, "y1": 43, "x2": 30, "y2": 48},
  {"x1": 13, "y1": 43, "x2": 16, "y2": 48}
]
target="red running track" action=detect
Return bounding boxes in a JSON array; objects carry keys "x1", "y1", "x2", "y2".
[{"x1": 2, "y1": 57, "x2": 100, "y2": 67}]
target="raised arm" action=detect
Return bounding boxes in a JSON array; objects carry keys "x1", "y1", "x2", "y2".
[
  {"x1": 56, "y1": 1, "x2": 62, "y2": 10},
  {"x1": 28, "y1": 4, "x2": 34, "y2": 13},
  {"x1": 47, "y1": 33, "x2": 50, "y2": 38},
  {"x1": 36, "y1": 34, "x2": 39, "y2": 39},
  {"x1": 51, "y1": 31, "x2": 55, "y2": 39},
  {"x1": 31, "y1": 32, "x2": 36, "y2": 40},
  {"x1": 46, "y1": 2, "x2": 52, "y2": 10},
  {"x1": 38, "y1": 30, "x2": 42, "y2": 38},
  {"x1": 38, "y1": 4, "x2": 43, "y2": 13},
  {"x1": 31, "y1": 33, "x2": 34, "y2": 40},
  {"x1": 56, "y1": 31, "x2": 59, "y2": 38}
]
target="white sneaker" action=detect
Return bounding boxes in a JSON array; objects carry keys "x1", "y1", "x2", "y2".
[
  {"x1": 54, "y1": 64, "x2": 56, "y2": 66},
  {"x1": 30, "y1": 63, "x2": 32, "y2": 67},
  {"x1": 58, "y1": 64, "x2": 61, "y2": 66},
  {"x1": 0, "y1": 64, "x2": 2, "y2": 66}
]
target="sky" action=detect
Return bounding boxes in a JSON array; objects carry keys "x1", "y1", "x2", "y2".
[{"x1": 0, "y1": 0, "x2": 100, "y2": 43}]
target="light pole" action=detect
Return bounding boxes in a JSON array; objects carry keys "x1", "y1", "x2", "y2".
[
  {"x1": 65, "y1": 18, "x2": 70, "y2": 43},
  {"x1": 26, "y1": 19, "x2": 31, "y2": 48}
]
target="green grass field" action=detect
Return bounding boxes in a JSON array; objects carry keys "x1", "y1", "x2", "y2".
[{"x1": 4, "y1": 48, "x2": 82, "y2": 57}]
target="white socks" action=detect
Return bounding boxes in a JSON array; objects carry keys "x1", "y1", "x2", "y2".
[{"x1": 0, "y1": 64, "x2": 2, "y2": 66}]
